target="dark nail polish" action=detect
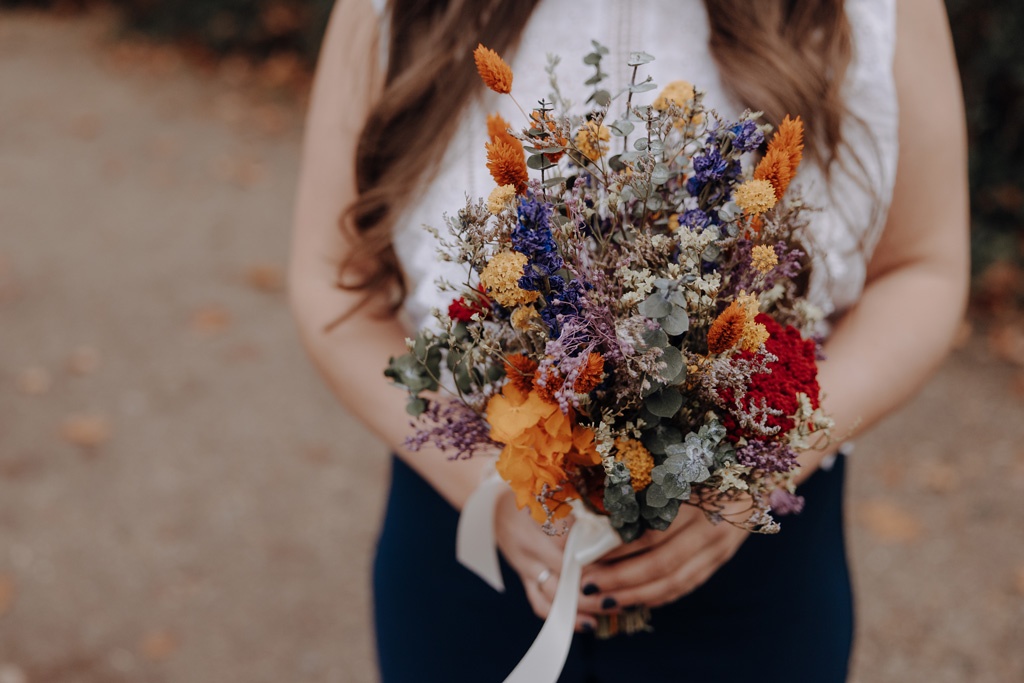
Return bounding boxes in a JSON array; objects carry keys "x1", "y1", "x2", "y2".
[
  {"x1": 581, "y1": 622, "x2": 595, "y2": 634},
  {"x1": 601, "y1": 596, "x2": 618, "y2": 610},
  {"x1": 582, "y1": 583, "x2": 600, "y2": 596}
]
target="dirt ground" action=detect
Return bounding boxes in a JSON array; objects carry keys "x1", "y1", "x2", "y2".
[{"x1": 1, "y1": 10, "x2": 1023, "y2": 683}]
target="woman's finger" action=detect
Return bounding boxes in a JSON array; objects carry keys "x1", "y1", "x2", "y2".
[{"x1": 597, "y1": 508, "x2": 704, "y2": 562}]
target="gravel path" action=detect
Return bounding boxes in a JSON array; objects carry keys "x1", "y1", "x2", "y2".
[{"x1": 1, "y1": 11, "x2": 1022, "y2": 683}]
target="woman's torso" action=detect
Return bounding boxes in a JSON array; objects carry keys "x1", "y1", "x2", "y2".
[{"x1": 372, "y1": 0, "x2": 899, "y2": 333}]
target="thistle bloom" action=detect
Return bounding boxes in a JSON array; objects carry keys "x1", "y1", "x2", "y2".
[
  {"x1": 480, "y1": 251, "x2": 540, "y2": 307},
  {"x1": 473, "y1": 44, "x2": 513, "y2": 94}
]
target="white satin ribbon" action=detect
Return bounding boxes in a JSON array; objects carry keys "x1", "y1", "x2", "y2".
[{"x1": 456, "y1": 467, "x2": 622, "y2": 683}]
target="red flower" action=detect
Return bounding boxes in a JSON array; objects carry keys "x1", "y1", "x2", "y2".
[
  {"x1": 719, "y1": 314, "x2": 820, "y2": 440},
  {"x1": 448, "y1": 288, "x2": 491, "y2": 323}
]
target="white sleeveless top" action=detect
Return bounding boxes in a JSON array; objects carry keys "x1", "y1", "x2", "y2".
[{"x1": 371, "y1": 0, "x2": 899, "y2": 334}]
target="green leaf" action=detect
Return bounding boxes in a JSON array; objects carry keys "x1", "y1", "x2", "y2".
[
  {"x1": 527, "y1": 154, "x2": 556, "y2": 171},
  {"x1": 657, "y1": 345, "x2": 685, "y2": 382},
  {"x1": 634, "y1": 138, "x2": 649, "y2": 151},
  {"x1": 650, "y1": 163, "x2": 670, "y2": 186},
  {"x1": 661, "y1": 308, "x2": 690, "y2": 337},
  {"x1": 609, "y1": 119, "x2": 634, "y2": 137},
  {"x1": 646, "y1": 387, "x2": 682, "y2": 418},
  {"x1": 629, "y1": 79, "x2": 658, "y2": 94},
  {"x1": 590, "y1": 40, "x2": 609, "y2": 55},
  {"x1": 583, "y1": 52, "x2": 601, "y2": 66},
  {"x1": 592, "y1": 90, "x2": 612, "y2": 107},
  {"x1": 640, "y1": 326, "x2": 669, "y2": 350},
  {"x1": 627, "y1": 51, "x2": 655, "y2": 67},
  {"x1": 638, "y1": 292, "x2": 672, "y2": 319},
  {"x1": 406, "y1": 397, "x2": 428, "y2": 417},
  {"x1": 542, "y1": 175, "x2": 566, "y2": 188},
  {"x1": 642, "y1": 424, "x2": 682, "y2": 455}
]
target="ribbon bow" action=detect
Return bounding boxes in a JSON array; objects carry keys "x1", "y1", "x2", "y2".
[{"x1": 457, "y1": 468, "x2": 622, "y2": 683}]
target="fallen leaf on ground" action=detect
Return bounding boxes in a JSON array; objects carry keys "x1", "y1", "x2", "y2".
[
  {"x1": 140, "y1": 630, "x2": 178, "y2": 661},
  {"x1": 60, "y1": 415, "x2": 112, "y2": 448},
  {"x1": 244, "y1": 264, "x2": 284, "y2": 292},
  {"x1": 189, "y1": 306, "x2": 232, "y2": 334},
  {"x1": 17, "y1": 367, "x2": 51, "y2": 396},
  {"x1": 67, "y1": 347, "x2": 101, "y2": 375},
  {"x1": 0, "y1": 575, "x2": 13, "y2": 617},
  {"x1": 857, "y1": 499, "x2": 923, "y2": 544}
]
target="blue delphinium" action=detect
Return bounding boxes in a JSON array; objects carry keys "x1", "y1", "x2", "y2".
[
  {"x1": 729, "y1": 119, "x2": 765, "y2": 152},
  {"x1": 513, "y1": 194, "x2": 564, "y2": 291}
]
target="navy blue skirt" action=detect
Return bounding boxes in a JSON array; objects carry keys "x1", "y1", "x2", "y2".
[{"x1": 373, "y1": 455, "x2": 853, "y2": 682}]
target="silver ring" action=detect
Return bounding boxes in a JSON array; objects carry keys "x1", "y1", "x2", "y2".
[{"x1": 536, "y1": 568, "x2": 553, "y2": 587}]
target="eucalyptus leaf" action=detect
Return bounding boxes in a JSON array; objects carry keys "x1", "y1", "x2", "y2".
[
  {"x1": 646, "y1": 387, "x2": 682, "y2": 418},
  {"x1": 627, "y1": 51, "x2": 655, "y2": 66},
  {"x1": 592, "y1": 89, "x2": 612, "y2": 107},
  {"x1": 629, "y1": 79, "x2": 658, "y2": 94},
  {"x1": 650, "y1": 164, "x2": 670, "y2": 185},
  {"x1": 657, "y1": 345, "x2": 685, "y2": 382},
  {"x1": 609, "y1": 119, "x2": 634, "y2": 137},
  {"x1": 661, "y1": 308, "x2": 690, "y2": 336},
  {"x1": 644, "y1": 483, "x2": 669, "y2": 508},
  {"x1": 527, "y1": 154, "x2": 556, "y2": 171},
  {"x1": 638, "y1": 292, "x2": 672, "y2": 319},
  {"x1": 543, "y1": 175, "x2": 567, "y2": 188},
  {"x1": 634, "y1": 138, "x2": 649, "y2": 151},
  {"x1": 406, "y1": 397, "x2": 428, "y2": 417},
  {"x1": 639, "y1": 326, "x2": 670, "y2": 350},
  {"x1": 642, "y1": 424, "x2": 682, "y2": 455},
  {"x1": 583, "y1": 52, "x2": 601, "y2": 66},
  {"x1": 648, "y1": 140, "x2": 665, "y2": 154}
]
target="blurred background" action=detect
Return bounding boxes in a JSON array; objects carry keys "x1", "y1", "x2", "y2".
[{"x1": 1, "y1": 1, "x2": 1022, "y2": 682}]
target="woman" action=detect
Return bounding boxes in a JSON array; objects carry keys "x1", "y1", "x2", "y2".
[{"x1": 289, "y1": 0, "x2": 968, "y2": 680}]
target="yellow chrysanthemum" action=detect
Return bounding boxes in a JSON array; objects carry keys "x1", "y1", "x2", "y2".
[
  {"x1": 667, "y1": 213, "x2": 681, "y2": 232},
  {"x1": 751, "y1": 244, "x2": 779, "y2": 273},
  {"x1": 740, "y1": 322, "x2": 770, "y2": 352},
  {"x1": 614, "y1": 438, "x2": 655, "y2": 492},
  {"x1": 487, "y1": 184, "x2": 517, "y2": 215},
  {"x1": 480, "y1": 251, "x2": 539, "y2": 307},
  {"x1": 511, "y1": 305, "x2": 539, "y2": 331},
  {"x1": 574, "y1": 121, "x2": 610, "y2": 162},
  {"x1": 733, "y1": 179, "x2": 778, "y2": 216}
]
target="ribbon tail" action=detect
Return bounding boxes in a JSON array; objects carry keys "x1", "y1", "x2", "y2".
[
  {"x1": 503, "y1": 510, "x2": 622, "y2": 683},
  {"x1": 456, "y1": 468, "x2": 506, "y2": 592}
]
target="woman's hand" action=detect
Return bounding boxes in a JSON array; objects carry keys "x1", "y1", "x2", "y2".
[
  {"x1": 494, "y1": 491, "x2": 601, "y2": 631},
  {"x1": 577, "y1": 504, "x2": 749, "y2": 614}
]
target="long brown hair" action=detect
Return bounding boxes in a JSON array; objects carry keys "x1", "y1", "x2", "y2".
[{"x1": 341, "y1": 0, "x2": 852, "y2": 311}]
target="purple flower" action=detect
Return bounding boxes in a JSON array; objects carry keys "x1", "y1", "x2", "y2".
[
  {"x1": 736, "y1": 440, "x2": 799, "y2": 473},
  {"x1": 680, "y1": 208, "x2": 711, "y2": 230},
  {"x1": 513, "y1": 194, "x2": 564, "y2": 291},
  {"x1": 692, "y1": 147, "x2": 729, "y2": 184},
  {"x1": 769, "y1": 488, "x2": 805, "y2": 516},
  {"x1": 729, "y1": 120, "x2": 765, "y2": 153},
  {"x1": 405, "y1": 402, "x2": 498, "y2": 460}
]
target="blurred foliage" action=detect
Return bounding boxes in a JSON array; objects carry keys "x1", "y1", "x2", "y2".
[{"x1": 2, "y1": 0, "x2": 1022, "y2": 299}]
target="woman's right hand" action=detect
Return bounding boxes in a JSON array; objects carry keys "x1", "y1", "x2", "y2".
[{"x1": 493, "y1": 491, "x2": 597, "y2": 632}]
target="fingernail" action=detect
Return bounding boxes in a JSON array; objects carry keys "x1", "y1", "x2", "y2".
[
  {"x1": 582, "y1": 583, "x2": 600, "y2": 596},
  {"x1": 601, "y1": 596, "x2": 617, "y2": 610},
  {"x1": 581, "y1": 621, "x2": 595, "y2": 634}
]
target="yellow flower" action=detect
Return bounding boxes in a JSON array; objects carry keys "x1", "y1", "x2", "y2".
[
  {"x1": 510, "y1": 305, "x2": 539, "y2": 331},
  {"x1": 667, "y1": 213, "x2": 681, "y2": 232},
  {"x1": 708, "y1": 292, "x2": 769, "y2": 354},
  {"x1": 652, "y1": 80, "x2": 701, "y2": 127},
  {"x1": 614, "y1": 438, "x2": 655, "y2": 492},
  {"x1": 574, "y1": 121, "x2": 610, "y2": 162},
  {"x1": 733, "y1": 179, "x2": 777, "y2": 215},
  {"x1": 480, "y1": 251, "x2": 539, "y2": 307},
  {"x1": 487, "y1": 184, "x2": 517, "y2": 215},
  {"x1": 750, "y1": 244, "x2": 779, "y2": 273},
  {"x1": 740, "y1": 321, "x2": 770, "y2": 352}
]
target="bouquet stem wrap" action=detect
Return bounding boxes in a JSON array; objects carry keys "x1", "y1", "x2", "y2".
[{"x1": 457, "y1": 466, "x2": 622, "y2": 683}]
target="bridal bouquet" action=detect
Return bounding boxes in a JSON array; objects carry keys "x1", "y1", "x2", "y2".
[{"x1": 386, "y1": 42, "x2": 833, "y2": 544}]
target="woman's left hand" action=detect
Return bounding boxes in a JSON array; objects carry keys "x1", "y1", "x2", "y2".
[{"x1": 577, "y1": 504, "x2": 749, "y2": 613}]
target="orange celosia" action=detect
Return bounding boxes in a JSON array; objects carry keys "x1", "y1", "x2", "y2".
[
  {"x1": 474, "y1": 44, "x2": 513, "y2": 94},
  {"x1": 487, "y1": 113, "x2": 523, "y2": 153},
  {"x1": 572, "y1": 352, "x2": 605, "y2": 393},
  {"x1": 753, "y1": 115, "x2": 804, "y2": 200},
  {"x1": 487, "y1": 383, "x2": 599, "y2": 523},
  {"x1": 486, "y1": 138, "x2": 529, "y2": 194},
  {"x1": 504, "y1": 354, "x2": 539, "y2": 394},
  {"x1": 707, "y1": 300, "x2": 747, "y2": 354}
]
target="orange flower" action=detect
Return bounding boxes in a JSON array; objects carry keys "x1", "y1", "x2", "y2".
[
  {"x1": 486, "y1": 138, "x2": 529, "y2": 194},
  {"x1": 487, "y1": 113, "x2": 523, "y2": 153},
  {"x1": 707, "y1": 300, "x2": 747, "y2": 354},
  {"x1": 473, "y1": 44, "x2": 513, "y2": 94},
  {"x1": 753, "y1": 115, "x2": 804, "y2": 200},
  {"x1": 614, "y1": 438, "x2": 655, "y2": 492},
  {"x1": 572, "y1": 352, "x2": 605, "y2": 393},
  {"x1": 530, "y1": 110, "x2": 567, "y2": 162},
  {"x1": 533, "y1": 369, "x2": 565, "y2": 405},
  {"x1": 487, "y1": 383, "x2": 599, "y2": 523},
  {"x1": 504, "y1": 354, "x2": 538, "y2": 394}
]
